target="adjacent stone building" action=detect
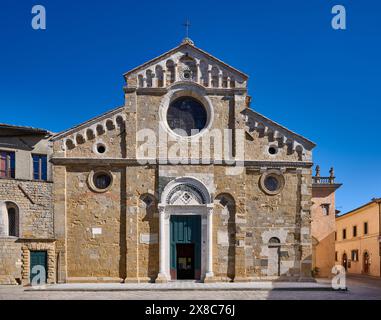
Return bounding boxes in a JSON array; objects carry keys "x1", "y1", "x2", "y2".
[
  {"x1": 0, "y1": 124, "x2": 54, "y2": 285},
  {"x1": 49, "y1": 38, "x2": 317, "y2": 283}
]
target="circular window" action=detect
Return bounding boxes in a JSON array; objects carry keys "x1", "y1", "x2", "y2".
[
  {"x1": 264, "y1": 176, "x2": 279, "y2": 191},
  {"x1": 97, "y1": 144, "x2": 106, "y2": 154},
  {"x1": 166, "y1": 96, "x2": 207, "y2": 136},
  {"x1": 88, "y1": 170, "x2": 113, "y2": 192},
  {"x1": 183, "y1": 70, "x2": 191, "y2": 80},
  {"x1": 93, "y1": 142, "x2": 107, "y2": 155},
  {"x1": 268, "y1": 146, "x2": 278, "y2": 155},
  {"x1": 260, "y1": 170, "x2": 284, "y2": 195},
  {"x1": 94, "y1": 173, "x2": 111, "y2": 189}
]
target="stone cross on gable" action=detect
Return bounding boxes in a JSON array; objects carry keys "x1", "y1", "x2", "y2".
[{"x1": 183, "y1": 19, "x2": 191, "y2": 39}]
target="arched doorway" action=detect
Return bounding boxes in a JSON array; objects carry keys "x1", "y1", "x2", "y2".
[
  {"x1": 342, "y1": 253, "x2": 348, "y2": 271},
  {"x1": 268, "y1": 237, "x2": 281, "y2": 276},
  {"x1": 157, "y1": 177, "x2": 213, "y2": 282},
  {"x1": 363, "y1": 251, "x2": 370, "y2": 274}
]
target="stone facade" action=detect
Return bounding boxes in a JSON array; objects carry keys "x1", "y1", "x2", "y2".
[
  {"x1": 0, "y1": 125, "x2": 53, "y2": 285},
  {"x1": 50, "y1": 39, "x2": 316, "y2": 283},
  {"x1": 1, "y1": 39, "x2": 326, "y2": 285}
]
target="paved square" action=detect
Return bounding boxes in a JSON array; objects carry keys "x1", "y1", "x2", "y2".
[{"x1": 0, "y1": 275, "x2": 380, "y2": 300}]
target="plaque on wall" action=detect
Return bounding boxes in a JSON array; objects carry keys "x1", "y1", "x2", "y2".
[{"x1": 140, "y1": 233, "x2": 158, "y2": 244}]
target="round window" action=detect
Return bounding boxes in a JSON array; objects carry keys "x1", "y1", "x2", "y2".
[
  {"x1": 94, "y1": 172, "x2": 111, "y2": 189},
  {"x1": 260, "y1": 170, "x2": 284, "y2": 195},
  {"x1": 268, "y1": 146, "x2": 277, "y2": 155},
  {"x1": 166, "y1": 96, "x2": 207, "y2": 136},
  {"x1": 264, "y1": 176, "x2": 279, "y2": 191},
  {"x1": 97, "y1": 144, "x2": 106, "y2": 154},
  {"x1": 88, "y1": 170, "x2": 113, "y2": 192}
]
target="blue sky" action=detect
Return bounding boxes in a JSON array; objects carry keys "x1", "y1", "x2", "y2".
[{"x1": 0, "y1": 0, "x2": 380, "y2": 213}]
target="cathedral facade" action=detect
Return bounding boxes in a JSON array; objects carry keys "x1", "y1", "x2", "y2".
[{"x1": 1, "y1": 38, "x2": 317, "y2": 284}]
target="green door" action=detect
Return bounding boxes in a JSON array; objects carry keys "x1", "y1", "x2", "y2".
[
  {"x1": 30, "y1": 251, "x2": 47, "y2": 284},
  {"x1": 170, "y1": 215, "x2": 201, "y2": 280}
]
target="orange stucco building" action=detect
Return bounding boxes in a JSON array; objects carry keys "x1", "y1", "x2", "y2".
[
  {"x1": 335, "y1": 198, "x2": 381, "y2": 277},
  {"x1": 311, "y1": 166, "x2": 342, "y2": 278}
]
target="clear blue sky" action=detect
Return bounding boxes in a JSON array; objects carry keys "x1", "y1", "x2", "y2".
[{"x1": 1, "y1": 0, "x2": 380, "y2": 213}]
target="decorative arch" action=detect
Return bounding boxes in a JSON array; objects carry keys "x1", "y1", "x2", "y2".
[
  {"x1": 0, "y1": 201, "x2": 21, "y2": 237},
  {"x1": 155, "y1": 65, "x2": 164, "y2": 87},
  {"x1": 269, "y1": 237, "x2": 281, "y2": 244},
  {"x1": 146, "y1": 69, "x2": 153, "y2": 87},
  {"x1": 166, "y1": 60, "x2": 175, "y2": 85},
  {"x1": 199, "y1": 60, "x2": 209, "y2": 87},
  {"x1": 178, "y1": 55, "x2": 197, "y2": 82},
  {"x1": 161, "y1": 177, "x2": 211, "y2": 205},
  {"x1": 96, "y1": 124, "x2": 105, "y2": 136},
  {"x1": 65, "y1": 139, "x2": 75, "y2": 150},
  {"x1": 106, "y1": 119, "x2": 115, "y2": 130},
  {"x1": 215, "y1": 193, "x2": 235, "y2": 207},
  {"x1": 86, "y1": 128, "x2": 95, "y2": 140},
  {"x1": 138, "y1": 74, "x2": 144, "y2": 87},
  {"x1": 211, "y1": 66, "x2": 219, "y2": 87},
  {"x1": 75, "y1": 133, "x2": 85, "y2": 145}
]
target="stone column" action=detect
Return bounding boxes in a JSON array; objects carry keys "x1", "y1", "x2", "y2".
[
  {"x1": 207, "y1": 67, "x2": 212, "y2": 87},
  {"x1": 153, "y1": 75, "x2": 158, "y2": 88},
  {"x1": 156, "y1": 205, "x2": 168, "y2": 283},
  {"x1": 196, "y1": 62, "x2": 201, "y2": 84},
  {"x1": 173, "y1": 63, "x2": 178, "y2": 83},
  {"x1": 0, "y1": 201, "x2": 8, "y2": 237},
  {"x1": 298, "y1": 168, "x2": 315, "y2": 281},
  {"x1": 162, "y1": 69, "x2": 167, "y2": 87},
  {"x1": 204, "y1": 205, "x2": 214, "y2": 282}
]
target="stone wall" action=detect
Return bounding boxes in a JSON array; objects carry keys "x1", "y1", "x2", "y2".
[
  {"x1": 50, "y1": 47, "x2": 314, "y2": 283},
  {"x1": 0, "y1": 178, "x2": 53, "y2": 284},
  {"x1": 0, "y1": 238, "x2": 22, "y2": 284},
  {"x1": 65, "y1": 166, "x2": 124, "y2": 282},
  {"x1": 0, "y1": 178, "x2": 53, "y2": 238}
]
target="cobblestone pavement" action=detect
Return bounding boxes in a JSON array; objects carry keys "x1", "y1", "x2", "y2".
[{"x1": 0, "y1": 275, "x2": 380, "y2": 300}]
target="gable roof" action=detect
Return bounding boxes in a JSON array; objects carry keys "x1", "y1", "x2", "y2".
[
  {"x1": 0, "y1": 123, "x2": 52, "y2": 137},
  {"x1": 242, "y1": 108, "x2": 316, "y2": 150},
  {"x1": 336, "y1": 198, "x2": 381, "y2": 220},
  {"x1": 123, "y1": 38, "x2": 249, "y2": 80},
  {"x1": 51, "y1": 105, "x2": 124, "y2": 141}
]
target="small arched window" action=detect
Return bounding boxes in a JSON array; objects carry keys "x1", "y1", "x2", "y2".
[
  {"x1": 200, "y1": 60, "x2": 208, "y2": 87},
  {"x1": 155, "y1": 65, "x2": 164, "y2": 87},
  {"x1": 7, "y1": 206, "x2": 18, "y2": 237},
  {"x1": 166, "y1": 60, "x2": 175, "y2": 85},
  {"x1": 269, "y1": 237, "x2": 280, "y2": 245},
  {"x1": 146, "y1": 70, "x2": 153, "y2": 87},
  {"x1": 138, "y1": 74, "x2": 144, "y2": 87},
  {"x1": 222, "y1": 73, "x2": 228, "y2": 88},
  {"x1": 211, "y1": 66, "x2": 219, "y2": 88}
]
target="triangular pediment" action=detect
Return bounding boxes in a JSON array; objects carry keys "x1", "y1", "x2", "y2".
[
  {"x1": 123, "y1": 39, "x2": 248, "y2": 89},
  {"x1": 51, "y1": 106, "x2": 126, "y2": 152},
  {"x1": 242, "y1": 108, "x2": 316, "y2": 153}
]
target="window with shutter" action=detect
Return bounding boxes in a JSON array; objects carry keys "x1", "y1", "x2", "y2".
[{"x1": 0, "y1": 151, "x2": 15, "y2": 178}]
